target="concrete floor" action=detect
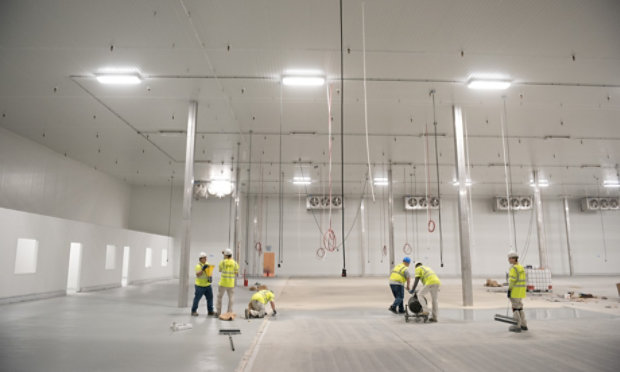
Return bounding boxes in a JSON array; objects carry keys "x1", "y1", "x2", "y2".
[{"x1": 0, "y1": 276, "x2": 619, "y2": 372}]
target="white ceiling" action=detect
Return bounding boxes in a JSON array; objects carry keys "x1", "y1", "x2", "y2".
[{"x1": 1, "y1": 0, "x2": 619, "y2": 198}]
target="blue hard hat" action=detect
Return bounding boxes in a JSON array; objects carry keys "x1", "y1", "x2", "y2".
[{"x1": 403, "y1": 257, "x2": 412, "y2": 263}]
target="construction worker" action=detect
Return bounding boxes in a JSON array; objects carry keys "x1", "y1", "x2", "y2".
[
  {"x1": 191, "y1": 252, "x2": 216, "y2": 316},
  {"x1": 388, "y1": 257, "x2": 412, "y2": 314},
  {"x1": 507, "y1": 251, "x2": 528, "y2": 332},
  {"x1": 411, "y1": 262, "x2": 441, "y2": 322},
  {"x1": 245, "y1": 289, "x2": 277, "y2": 319},
  {"x1": 216, "y1": 248, "x2": 239, "y2": 316}
]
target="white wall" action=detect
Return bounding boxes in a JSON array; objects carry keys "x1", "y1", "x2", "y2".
[
  {"x1": 0, "y1": 126, "x2": 131, "y2": 227},
  {"x1": 0, "y1": 207, "x2": 173, "y2": 302},
  {"x1": 129, "y1": 187, "x2": 620, "y2": 279}
]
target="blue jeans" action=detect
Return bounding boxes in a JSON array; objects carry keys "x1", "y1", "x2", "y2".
[
  {"x1": 191, "y1": 285, "x2": 213, "y2": 313},
  {"x1": 390, "y1": 284, "x2": 405, "y2": 311}
]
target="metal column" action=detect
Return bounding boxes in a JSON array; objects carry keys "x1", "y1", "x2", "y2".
[
  {"x1": 563, "y1": 197, "x2": 574, "y2": 276},
  {"x1": 452, "y1": 106, "x2": 473, "y2": 306},
  {"x1": 533, "y1": 170, "x2": 548, "y2": 269},
  {"x1": 233, "y1": 142, "x2": 241, "y2": 261},
  {"x1": 177, "y1": 101, "x2": 197, "y2": 308},
  {"x1": 388, "y1": 164, "x2": 395, "y2": 268}
]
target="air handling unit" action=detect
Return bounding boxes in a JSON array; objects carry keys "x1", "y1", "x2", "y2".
[
  {"x1": 404, "y1": 196, "x2": 440, "y2": 210},
  {"x1": 493, "y1": 196, "x2": 533, "y2": 212},
  {"x1": 580, "y1": 197, "x2": 619, "y2": 212},
  {"x1": 306, "y1": 195, "x2": 343, "y2": 210}
]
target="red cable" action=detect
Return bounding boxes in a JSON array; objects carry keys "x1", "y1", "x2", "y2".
[
  {"x1": 255, "y1": 242, "x2": 262, "y2": 256},
  {"x1": 403, "y1": 242, "x2": 413, "y2": 255}
]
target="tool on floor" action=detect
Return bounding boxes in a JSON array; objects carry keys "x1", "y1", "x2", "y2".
[
  {"x1": 493, "y1": 314, "x2": 518, "y2": 325},
  {"x1": 170, "y1": 322, "x2": 193, "y2": 331},
  {"x1": 219, "y1": 329, "x2": 241, "y2": 351}
]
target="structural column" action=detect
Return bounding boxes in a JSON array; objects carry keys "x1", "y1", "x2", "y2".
[
  {"x1": 178, "y1": 101, "x2": 197, "y2": 307},
  {"x1": 387, "y1": 163, "x2": 395, "y2": 269},
  {"x1": 452, "y1": 106, "x2": 473, "y2": 306},
  {"x1": 533, "y1": 170, "x2": 548, "y2": 269},
  {"x1": 563, "y1": 197, "x2": 574, "y2": 276}
]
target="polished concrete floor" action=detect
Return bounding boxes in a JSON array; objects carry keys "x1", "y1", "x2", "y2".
[{"x1": 1, "y1": 276, "x2": 619, "y2": 372}]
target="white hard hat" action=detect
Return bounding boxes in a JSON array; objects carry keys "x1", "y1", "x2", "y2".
[
  {"x1": 199, "y1": 252, "x2": 207, "y2": 258},
  {"x1": 223, "y1": 248, "x2": 233, "y2": 256},
  {"x1": 507, "y1": 251, "x2": 519, "y2": 258}
]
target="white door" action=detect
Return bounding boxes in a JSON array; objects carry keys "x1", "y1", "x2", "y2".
[
  {"x1": 67, "y1": 243, "x2": 82, "y2": 294},
  {"x1": 121, "y1": 246, "x2": 130, "y2": 287}
]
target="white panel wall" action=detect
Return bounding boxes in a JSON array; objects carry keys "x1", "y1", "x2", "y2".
[
  {"x1": 0, "y1": 207, "x2": 173, "y2": 302},
  {"x1": 0, "y1": 127, "x2": 130, "y2": 227},
  {"x1": 130, "y1": 187, "x2": 620, "y2": 279}
]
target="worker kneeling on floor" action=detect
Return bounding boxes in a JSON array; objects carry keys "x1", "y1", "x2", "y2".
[
  {"x1": 389, "y1": 257, "x2": 412, "y2": 314},
  {"x1": 411, "y1": 262, "x2": 441, "y2": 322},
  {"x1": 507, "y1": 251, "x2": 528, "y2": 332},
  {"x1": 245, "y1": 289, "x2": 277, "y2": 319}
]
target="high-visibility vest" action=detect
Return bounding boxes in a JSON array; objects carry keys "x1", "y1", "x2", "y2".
[
  {"x1": 218, "y1": 258, "x2": 239, "y2": 288},
  {"x1": 415, "y1": 265, "x2": 441, "y2": 286},
  {"x1": 389, "y1": 263, "x2": 408, "y2": 284},
  {"x1": 251, "y1": 290, "x2": 274, "y2": 304},
  {"x1": 509, "y1": 264, "x2": 526, "y2": 298},
  {"x1": 194, "y1": 262, "x2": 213, "y2": 287}
]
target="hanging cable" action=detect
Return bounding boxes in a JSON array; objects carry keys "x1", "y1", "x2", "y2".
[
  {"x1": 430, "y1": 90, "x2": 444, "y2": 267},
  {"x1": 500, "y1": 97, "x2": 517, "y2": 252},
  {"x1": 403, "y1": 167, "x2": 413, "y2": 255},
  {"x1": 278, "y1": 85, "x2": 284, "y2": 266},
  {"x1": 424, "y1": 123, "x2": 436, "y2": 233},
  {"x1": 463, "y1": 107, "x2": 476, "y2": 263},
  {"x1": 361, "y1": 2, "x2": 376, "y2": 202},
  {"x1": 597, "y1": 182, "x2": 608, "y2": 262},
  {"x1": 324, "y1": 84, "x2": 337, "y2": 252},
  {"x1": 411, "y1": 168, "x2": 418, "y2": 260}
]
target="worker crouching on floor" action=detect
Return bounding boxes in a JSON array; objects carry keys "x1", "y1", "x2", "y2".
[
  {"x1": 389, "y1": 257, "x2": 412, "y2": 314},
  {"x1": 411, "y1": 262, "x2": 441, "y2": 322},
  {"x1": 507, "y1": 251, "x2": 528, "y2": 332},
  {"x1": 245, "y1": 289, "x2": 277, "y2": 319}
]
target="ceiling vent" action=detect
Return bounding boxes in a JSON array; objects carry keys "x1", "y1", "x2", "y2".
[
  {"x1": 306, "y1": 195, "x2": 343, "y2": 210},
  {"x1": 404, "y1": 196, "x2": 440, "y2": 210},
  {"x1": 493, "y1": 196, "x2": 533, "y2": 211},
  {"x1": 581, "y1": 197, "x2": 620, "y2": 212}
]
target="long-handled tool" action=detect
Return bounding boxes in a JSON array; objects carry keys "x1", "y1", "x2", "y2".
[
  {"x1": 219, "y1": 329, "x2": 241, "y2": 351},
  {"x1": 493, "y1": 314, "x2": 517, "y2": 325}
]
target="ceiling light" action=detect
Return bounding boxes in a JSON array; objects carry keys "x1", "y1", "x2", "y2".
[
  {"x1": 452, "y1": 179, "x2": 473, "y2": 186},
  {"x1": 603, "y1": 180, "x2": 620, "y2": 188},
  {"x1": 207, "y1": 180, "x2": 234, "y2": 198},
  {"x1": 467, "y1": 79, "x2": 511, "y2": 90},
  {"x1": 529, "y1": 180, "x2": 549, "y2": 188},
  {"x1": 373, "y1": 177, "x2": 388, "y2": 186},
  {"x1": 292, "y1": 177, "x2": 312, "y2": 185},
  {"x1": 96, "y1": 73, "x2": 142, "y2": 85},
  {"x1": 282, "y1": 76, "x2": 325, "y2": 87}
]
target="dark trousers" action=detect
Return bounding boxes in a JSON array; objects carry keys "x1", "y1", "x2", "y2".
[
  {"x1": 390, "y1": 284, "x2": 405, "y2": 311},
  {"x1": 191, "y1": 285, "x2": 213, "y2": 313}
]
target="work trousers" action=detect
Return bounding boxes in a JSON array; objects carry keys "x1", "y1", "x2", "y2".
[
  {"x1": 216, "y1": 285, "x2": 235, "y2": 314},
  {"x1": 510, "y1": 297, "x2": 527, "y2": 328},
  {"x1": 191, "y1": 285, "x2": 213, "y2": 313},
  {"x1": 419, "y1": 284, "x2": 440, "y2": 320},
  {"x1": 249, "y1": 299, "x2": 266, "y2": 318},
  {"x1": 389, "y1": 284, "x2": 405, "y2": 312}
]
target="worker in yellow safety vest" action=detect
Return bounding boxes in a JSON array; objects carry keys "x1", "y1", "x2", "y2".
[
  {"x1": 245, "y1": 289, "x2": 277, "y2": 319},
  {"x1": 507, "y1": 251, "x2": 528, "y2": 332},
  {"x1": 191, "y1": 252, "x2": 216, "y2": 316},
  {"x1": 388, "y1": 257, "x2": 412, "y2": 314},
  {"x1": 411, "y1": 262, "x2": 441, "y2": 322},
  {"x1": 216, "y1": 248, "x2": 239, "y2": 316}
]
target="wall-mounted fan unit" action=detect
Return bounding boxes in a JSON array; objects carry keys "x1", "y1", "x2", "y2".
[
  {"x1": 404, "y1": 196, "x2": 439, "y2": 210},
  {"x1": 306, "y1": 195, "x2": 343, "y2": 210},
  {"x1": 493, "y1": 196, "x2": 533, "y2": 211},
  {"x1": 581, "y1": 197, "x2": 620, "y2": 212}
]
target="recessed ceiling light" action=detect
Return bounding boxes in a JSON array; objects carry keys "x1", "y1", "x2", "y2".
[
  {"x1": 292, "y1": 177, "x2": 312, "y2": 185},
  {"x1": 282, "y1": 76, "x2": 325, "y2": 87},
  {"x1": 529, "y1": 179, "x2": 549, "y2": 188},
  {"x1": 452, "y1": 179, "x2": 473, "y2": 186},
  {"x1": 373, "y1": 177, "x2": 388, "y2": 186},
  {"x1": 96, "y1": 72, "x2": 142, "y2": 85},
  {"x1": 467, "y1": 79, "x2": 511, "y2": 90},
  {"x1": 603, "y1": 180, "x2": 620, "y2": 188}
]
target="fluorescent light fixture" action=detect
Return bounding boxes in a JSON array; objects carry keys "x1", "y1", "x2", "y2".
[
  {"x1": 603, "y1": 180, "x2": 620, "y2": 188},
  {"x1": 373, "y1": 177, "x2": 389, "y2": 186},
  {"x1": 282, "y1": 76, "x2": 325, "y2": 86},
  {"x1": 452, "y1": 179, "x2": 473, "y2": 186},
  {"x1": 292, "y1": 177, "x2": 312, "y2": 185},
  {"x1": 467, "y1": 79, "x2": 511, "y2": 90},
  {"x1": 529, "y1": 179, "x2": 549, "y2": 188},
  {"x1": 207, "y1": 180, "x2": 234, "y2": 197},
  {"x1": 96, "y1": 73, "x2": 142, "y2": 85}
]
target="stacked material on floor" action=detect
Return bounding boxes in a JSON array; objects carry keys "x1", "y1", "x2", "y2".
[{"x1": 525, "y1": 268, "x2": 552, "y2": 292}]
